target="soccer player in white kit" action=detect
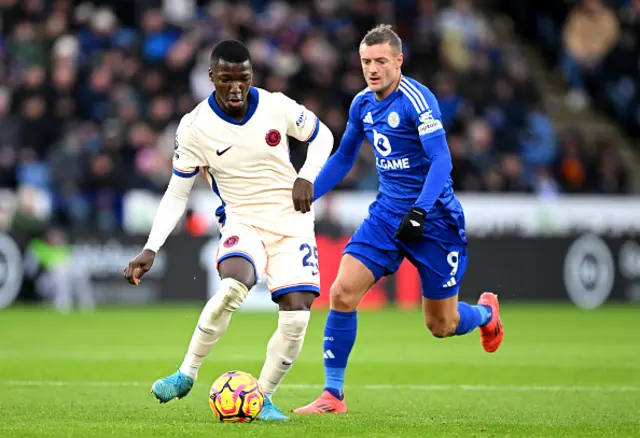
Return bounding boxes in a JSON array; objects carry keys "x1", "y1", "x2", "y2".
[{"x1": 123, "y1": 40, "x2": 334, "y2": 421}]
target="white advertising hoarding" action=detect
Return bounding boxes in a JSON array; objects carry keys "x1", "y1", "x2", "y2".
[{"x1": 123, "y1": 190, "x2": 640, "y2": 237}]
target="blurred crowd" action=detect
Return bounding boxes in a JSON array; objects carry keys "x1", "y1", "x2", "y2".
[
  {"x1": 503, "y1": 0, "x2": 640, "y2": 137},
  {"x1": 0, "y1": 0, "x2": 633, "y2": 233}
]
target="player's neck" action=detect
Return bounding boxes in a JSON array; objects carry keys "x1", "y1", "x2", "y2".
[{"x1": 374, "y1": 74, "x2": 402, "y2": 101}]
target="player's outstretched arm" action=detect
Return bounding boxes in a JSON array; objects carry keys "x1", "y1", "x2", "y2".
[
  {"x1": 278, "y1": 91, "x2": 364, "y2": 203},
  {"x1": 293, "y1": 121, "x2": 334, "y2": 213},
  {"x1": 124, "y1": 174, "x2": 196, "y2": 285},
  {"x1": 312, "y1": 93, "x2": 366, "y2": 201},
  {"x1": 312, "y1": 121, "x2": 365, "y2": 201},
  {"x1": 297, "y1": 121, "x2": 335, "y2": 184}
]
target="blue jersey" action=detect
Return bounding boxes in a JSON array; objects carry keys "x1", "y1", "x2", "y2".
[
  {"x1": 313, "y1": 76, "x2": 467, "y2": 297},
  {"x1": 314, "y1": 76, "x2": 463, "y2": 222}
]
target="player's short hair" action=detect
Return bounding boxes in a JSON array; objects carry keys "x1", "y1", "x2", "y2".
[
  {"x1": 360, "y1": 24, "x2": 402, "y2": 54},
  {"x1": 210, "y1": 40, "x2": 251, "y2": 66}
]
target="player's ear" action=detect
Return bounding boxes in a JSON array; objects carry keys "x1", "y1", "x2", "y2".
[
  {"x1": 208, "y1": 67, "x2": 215, "y2": 83},
  {"x1": 397, "y1": 52, "x2": 404, "y2": 68}
]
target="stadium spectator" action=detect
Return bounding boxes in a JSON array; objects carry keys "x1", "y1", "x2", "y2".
[
  {"x1": 503, "y1": 0, "x2": 640, "y2": 136},
  {"x1": 562, "y1": 0, "x2": 620, "y2": 110}
]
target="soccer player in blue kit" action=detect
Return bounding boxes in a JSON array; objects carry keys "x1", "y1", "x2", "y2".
[{"x1": 294, "y1": 25, "x2": 504, "y2": 414}]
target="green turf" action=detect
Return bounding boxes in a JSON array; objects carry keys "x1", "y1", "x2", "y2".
[{"x1": 0, "y1": 304, "x2": 639, "y2": 437}]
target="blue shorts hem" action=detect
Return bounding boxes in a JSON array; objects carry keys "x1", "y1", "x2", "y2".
[
  {"x1": 344, "y1": 248, "x2": 387, "y2": 282},
  {"x1": 422, "y1": 286, "x2": 460, "y2": 300},
  {"x1": 271, "y1": 284, "x2": 320, "y2": 302}
]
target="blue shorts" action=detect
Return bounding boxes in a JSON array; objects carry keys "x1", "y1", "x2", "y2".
[{"x1": 344, "y1": 203, "x2": 468, "y2": 300}]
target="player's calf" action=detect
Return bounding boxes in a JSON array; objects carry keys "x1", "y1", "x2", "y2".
[
  {"x1": 424, "y1": 312, "x2": 460, "y2": 338},
  {"x1": 295, "y1": 255, "x2": 377, "y2": 415},
  {"x1": 151, "y1": 257, "x2": 255, "y2": 405},
  {"x1": 422, "y1": 295, "x2": 493, "y2": 339},
  {"x1": 258, "y1": 292, "x2": 315, "y2": 402},
  {"x1": 178, "y1": 276, "x2": 250, "y2": 381},
  {"x1": 422, "y1": 296, "x2": 460, "y2": 338},
  {"x1": 154, "y1": 276, "x2": 249, "y2": 403}
]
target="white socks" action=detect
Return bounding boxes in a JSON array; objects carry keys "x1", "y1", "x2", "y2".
[
  {"x1": 258, "y1": 310, "x2": 311, "y2": 399},
  {"x1": 179, "y1": 278, "x2": 249, "y2": 379},
  {"x1": 178, "y1": 283, "x2": 311, "y2": 399}
]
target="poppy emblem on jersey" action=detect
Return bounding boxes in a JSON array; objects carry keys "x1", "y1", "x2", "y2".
[
  {"x1": 223, "y1": 236, "x2": 239, "y2": 248},
  {"x1": 387, "y1": 111, "x2": 400, "y2": 128},
  {"x1": 265, "y1": 129, "x2": 281, "y2": 147}
]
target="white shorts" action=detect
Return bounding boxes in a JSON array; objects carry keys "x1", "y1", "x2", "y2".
[{"x1": 215, "y1": 224, "x2": 320, "y2": 302}]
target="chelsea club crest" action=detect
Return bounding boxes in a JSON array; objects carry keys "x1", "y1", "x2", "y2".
[{"x1": 387, "y1": 111, "x2": 400, "y2": 128}]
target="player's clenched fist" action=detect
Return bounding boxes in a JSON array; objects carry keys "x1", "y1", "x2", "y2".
[
  {"x1": 292, "y1": 178, "x2": 313, "y2": 214},
  {"x1": 394, "y1": 207, "x2": 426, "y2": 243},
  {"x1": 124, "y1": 249, "x2": 155, "y2": 286}
]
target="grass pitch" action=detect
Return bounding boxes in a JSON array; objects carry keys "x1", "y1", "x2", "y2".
[{"x1": 0, "y1": 304, "x2": 639, "y2": 437}]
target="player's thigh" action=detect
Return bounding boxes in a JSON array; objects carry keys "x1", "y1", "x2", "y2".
[
  {"x1": 342, "y1": 213, "x2": 403, "y2": 284},
  {"x1": 277, "y1": 291, "x2": 318, "y2": 311},
  {"x1": 264, "y1": 234, "x2": 321, "y2": 305},
  {"x1": 216, "y1": 224, "x2": 267, "y2": 289},
  {"x1": 334, "y1": 215, "x2": 403, "y2": 311}
]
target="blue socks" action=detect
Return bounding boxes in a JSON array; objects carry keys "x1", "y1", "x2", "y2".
[
  {"x1": 320, "y1": 304, "x2": 489, "y2": 399},
  {"x1": 323, "y1": 310, "x2": 357, "y2": 399},
  {"x1": 455, "y1": 302, "x2": 492, "y2": 335}
]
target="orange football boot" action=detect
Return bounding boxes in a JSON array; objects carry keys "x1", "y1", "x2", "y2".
[
  {"x1": 478, "y1": 292, "x2": 504, "y2": 353},
  {"x1": 293, "y1": 390, "x2": 347, "y2": 414}
]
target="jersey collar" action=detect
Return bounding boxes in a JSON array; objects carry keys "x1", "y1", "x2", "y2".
[{"x1": 208, "y1": 86, "x2": 259, "y2": 125}]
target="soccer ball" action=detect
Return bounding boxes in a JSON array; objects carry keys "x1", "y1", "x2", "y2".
[{"x1": 209, "y1": 370, "x2": 264, "y2": 423}]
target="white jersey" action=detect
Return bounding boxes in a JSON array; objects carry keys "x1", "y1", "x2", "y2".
[{"x1": 172, "y1": 87, "x2": 321, "y2": 238}]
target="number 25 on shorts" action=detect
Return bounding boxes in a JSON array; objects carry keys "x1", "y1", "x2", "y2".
[{"x1": 299, "y1": 243, "x2": 319, "y2": 276}]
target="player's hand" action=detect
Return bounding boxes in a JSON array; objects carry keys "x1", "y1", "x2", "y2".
[
  {"x1": 124, "y1": 249, "x2": 156, "y2": 286},
  {"x1": 394, "y1": 207, "x2": 426, "y2": 243},
  {"x1": 292, "y1": 178, "x2": 313, "y2": 214}
]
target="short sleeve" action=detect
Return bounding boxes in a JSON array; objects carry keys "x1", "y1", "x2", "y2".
[
  {"x1": 172, "y1": 114, "x2": 203, "y2": 178},
  {"x1": 276, "y1": 92, "x2": 320, "y2": 143}
]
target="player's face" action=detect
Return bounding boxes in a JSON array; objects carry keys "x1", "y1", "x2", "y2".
[
  {"x1": 359, "y1": 42, "x2": 403, "y2": 98},
  {"x1": 210, "y1": 60, "x2": 253, "y2": 114}
]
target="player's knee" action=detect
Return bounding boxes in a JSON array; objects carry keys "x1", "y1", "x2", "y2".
[
  {"x1": 278, "y1": 310, "x2": 310, "y2": 341},
  {"x1": 222, "y1": 271, "x2": 254, "y2": 291},
  {"x1": 218, "y1": 277, "x2": 249, "y2": 312},
  {"x1": 330, "y1": 280, "x2": 362, "y2": 312},
  {"x1": 425, "y1": 313, "x2": 459, "y2": 338}
]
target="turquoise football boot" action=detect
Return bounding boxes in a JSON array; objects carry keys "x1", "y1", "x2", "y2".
[
  {"x1": 151, "y1": 370, "x2": 194, "y2": 403},
  {"x1": 257, "y1": 397, "x2": 290, "y2": 421}
]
